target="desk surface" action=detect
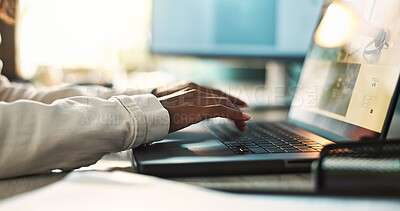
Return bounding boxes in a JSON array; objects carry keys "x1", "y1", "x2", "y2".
[
  {"x1": 0, "y1": 150, "x2": 314, "y2": 200},
  {"x1": 0, "y1": 108, "x2": 317, "y2": 200}
]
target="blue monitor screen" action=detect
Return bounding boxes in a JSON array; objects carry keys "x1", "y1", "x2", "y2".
[{"x1": 151, "y1": 0, "x2": 323, "y2": 58}]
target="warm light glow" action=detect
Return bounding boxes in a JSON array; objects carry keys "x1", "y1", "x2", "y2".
[
  {"x1": 314, "y1": 1, "x2": 359, "y2": 48},
  {"x1": 16, "y1": 0, "x2": 151, "y2": 82}
]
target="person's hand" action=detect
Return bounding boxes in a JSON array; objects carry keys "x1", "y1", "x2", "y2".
[
  {"x1": 159, "y1": 89, "x2": 251, "y2": 133},
  {"x1": 153, "y1": 82, "x2": 248, "y2": 107}
]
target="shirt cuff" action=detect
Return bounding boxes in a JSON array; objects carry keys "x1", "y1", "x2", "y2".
[
  {"x1": 113, "y1": 94, "x2": 170, "y2": 149},
  {"x1": 116, "y1": 87, "x2": 154, "y2": 97}
]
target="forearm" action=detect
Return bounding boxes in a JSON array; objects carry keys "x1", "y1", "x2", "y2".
[{"x1": 0, "y1": 94, "x2": 169, "y2": 179}]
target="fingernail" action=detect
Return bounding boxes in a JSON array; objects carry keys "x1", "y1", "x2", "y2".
[{"x1": 242, "y1": 113, "x2": 251, "y2": 120}]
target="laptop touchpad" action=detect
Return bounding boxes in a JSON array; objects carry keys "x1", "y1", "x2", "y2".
[
  {"x1": 147, "y1": 137, "x2": 233, "y2": 157},
  {"x1": 180, "y1": 139, "x2": 232, "y2": 156}
]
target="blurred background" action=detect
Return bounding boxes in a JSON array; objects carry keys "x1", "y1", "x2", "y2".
[{"x1": 0, "y1": 0, "x2": 323, "y2": 106}]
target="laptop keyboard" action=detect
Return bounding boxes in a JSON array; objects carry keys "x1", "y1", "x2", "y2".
[{"x1": 207, "y1": 122, "x2": 325, "y2": 154}]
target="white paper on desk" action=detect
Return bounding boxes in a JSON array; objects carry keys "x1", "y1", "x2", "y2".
[{"x1": 0, "y1": 171, "x2": 399, "y2": 211}]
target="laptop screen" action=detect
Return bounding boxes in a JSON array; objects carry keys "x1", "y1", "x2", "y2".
[{"x1": 289, "y1": 0, "x2": 400, "y2": 141}]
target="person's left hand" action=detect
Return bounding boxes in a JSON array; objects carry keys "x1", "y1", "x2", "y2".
[{"x1": 152, "y1": 82, "x2": 248, "y2": 107}]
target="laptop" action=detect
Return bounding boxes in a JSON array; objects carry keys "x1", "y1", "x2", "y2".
[{"x1": 133, "y1": 0, "x2": 400, "y2": 177}]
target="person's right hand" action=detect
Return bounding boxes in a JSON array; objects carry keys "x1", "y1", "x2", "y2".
[
  {"x1": 153, "y1": 81, "x2": 248, "y2": 107},
  {"x1": 159, "y1": 89, "x2": 251, "y2": 133}
]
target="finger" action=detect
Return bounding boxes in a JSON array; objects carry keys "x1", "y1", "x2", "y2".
[
  {"x1": 173, "y1": 89, "x2": 219, "y2": 98},
  {"x1": 159, "y1": 89, "x2": 218, "y2": 106},
  {"x1": 196, "y1": 97, "x2": 239, "y2": 111},
  {"x1": 201, "y1": 105, "x2": 251, "y2": 121},
  {"x1": 187, "y1": 89, "x2": 220, "y2": 98},
  {"x1": 194, "y1": 85, "x2": 248, "y2": 107},
  {"x1": 197, "y1": 97, "x2": 246, "y2": 131},
  {"x1": 153, "y1": 81, "x2": 191, "y2": 97},
  {"x1": 235, "y1": 120, "x2": 247, "y2": 132}
]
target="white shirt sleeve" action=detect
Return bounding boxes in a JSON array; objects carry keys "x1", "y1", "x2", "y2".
[
  {"x1": 0, "y1": 75, "x2": 170, "y2": 179},
  {"x1": 0, "y1": 75, "x2": 153, "y2": 103}
]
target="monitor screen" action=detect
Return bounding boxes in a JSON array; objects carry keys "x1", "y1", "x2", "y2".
[
  {"x1": 151, "y1": 0, "x2": 323, "y2": 58},
  {"x1": 289, "y1": 0, "x2": 400, "y2": 141}
]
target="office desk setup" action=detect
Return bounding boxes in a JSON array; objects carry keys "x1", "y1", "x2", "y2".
[{"x1": 2, "y1": 0, "x2": 400, "y2": 209}]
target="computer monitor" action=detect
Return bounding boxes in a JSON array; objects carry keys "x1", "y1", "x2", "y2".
[{"x1": 151, "y1": 0, "x2": 323, "y2": 59}]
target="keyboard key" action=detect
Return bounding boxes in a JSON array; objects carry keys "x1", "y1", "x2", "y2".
[
  {"x1": 253, "y1": 141, "x2": 270, "y2": 145},
  {"x1": 226, "y1": 143, "x2": 242, "y2": 147},
  {"x1": 300, "y1": 148, "x2": 317, "y2": 152},
  {"x1": 268, "y1": 148, "x2": 285, "y2": 153},
  {"x1": 308, "y1": 144, "x2": 322, "y2": 147},
  {"x1": 284, "y1": 149, "x2": 301, "y2": 153},
  {"x1": 296, "y1": 145, "x2": 312, "y2": 148},
  {"x1": 275, "y1": 143, "x2": 291, "y2": 147},
  {"x1": 290, "y1": 143, "x2": 308, "y2": 147},
  {"x1": 301, "y1": 140, "x2": 318, "y2": 144},
  {"x1": 223, "y1": 141, "x2": 238, "y2": 144},
  {"x1": 249, "y1": 148, "x2": 268, "y2": 154},
  {"x1": 233, "y1": 147, "x2": 250, "y2": 154},
  {"x1": 280, "y1": 146, "x2": 296, "y2": 149},
  {"x1": 259, "y1": 143, "x2": 275, "y2": 147},
  {"x1": 245, "y1": 143, "x2": 258, "y2": 147}
]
